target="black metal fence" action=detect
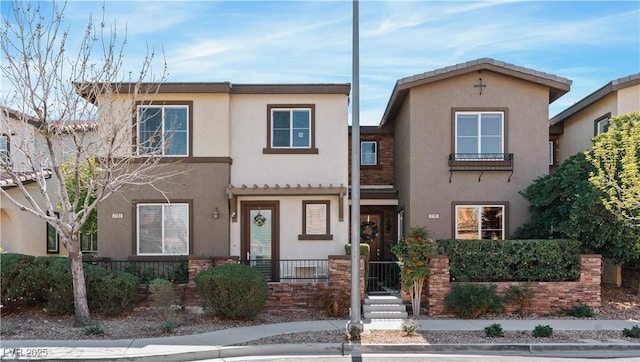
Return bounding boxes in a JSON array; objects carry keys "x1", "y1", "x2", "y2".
[
  {"x1": 242, "y1": 258, "x2": 329, "y2": 283},
  {"x1": 91, "y1": 259, "x2": 189, "y2": 284},
  {"x1": 368, "y1": 261, "x2": 401, "y2": 294}
]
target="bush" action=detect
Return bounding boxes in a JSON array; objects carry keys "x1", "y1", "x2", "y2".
[
  {"x1": 85, "y1": 264, "x2": 138, "y2": 316},
  {"x1": 532, "y1": 324, "x2": 553, "y2": 338},
  {"x1": 560, "y1": 305, "x2": 594, "y2": 318},
  {"x1": 321, "y1": 286, "x2": 350, "y2": 318},
  {"x1": 83, "y1": 324, "x2": 105, "y2": 336},
  {"x1": 444, "y1": 283, "x2": 503, "y2": 319},
  {"x1": 505, "y1": 284, "x2": 535, "y2": 317},
  {"x1": 484, "y1": 323, "x2": 504, "y2": 338},
  {"x1": 401, "y1": 319, "x2": 420, "y2": 337},
  {"x1": 0, "y1": 253, "x2": 42, "y2": 313},
  {"x1": 42, "y1": 257, "x2": 74, "y2": 315},
  {"x1": 0, "y1": 253, "x2": 137, "y2": 317},
  {"x1": 437, "y1": 239, "x2": 581, "y2": 282},
  {"x1": 149, "y1": 278, "x2": 175, "y2": 319},
  {"x1": 194, "y1": 263, "x2": 268, "y2": 320},
  {"x1": 622, "y1": 325, "x2": 640, "y2": 338}
]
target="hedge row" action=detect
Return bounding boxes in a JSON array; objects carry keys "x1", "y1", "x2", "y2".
[
  {"x1": 1, "y1": 253, "x2": 138, "y2": 316},
  {"x1": 437, "y1": 239, "x2": 581, "y2": 282}
]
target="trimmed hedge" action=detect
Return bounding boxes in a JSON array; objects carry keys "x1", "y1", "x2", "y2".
[
  {"x1": 0, "y1": 253, "x2": 138, "y2": 316},
  {"x1": 437, "y1": 239, "x2": 581, "y2": 282},
  {"x1": 194, "y1": 263, "x2": 268, "y2": 320}
]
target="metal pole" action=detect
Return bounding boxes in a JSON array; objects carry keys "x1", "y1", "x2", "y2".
[{"x1": 348, "y1": 0, "x2": 363, "y2": 332}]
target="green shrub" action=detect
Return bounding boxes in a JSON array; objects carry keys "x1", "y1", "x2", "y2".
[
  {"x1": 194, "y1": 263, "x2": 268, "y2": 320},
  {"x1": 42, "y1": 257, "x2": 74, "y2": 315},
  {"x1": 560, "y1": 305, "x2": 594, "y2": 318},
  {"x1": 532, "y1": 324, "x2": 553, "y2": 338},
  {"x1": 85, "y1": 264, "x2": 138, "y2": 316},
  {"x1": 444, "y1": 283, "x2": 503, "y2": 319},
  {"x1": 0, "y1": 253, "x2": 41, "y2": 312},
  {"x1": 484, "y1": 323, "x2": 504, "y2": 338},
  {"x1": 167, "y1": 260, "x2": 189, "y2": 284},
  {"x1": 83, "y1": 324, "x2": 105, "y2": 336},
  {"x1": 159, "y1": 319, "x2": 177, "y2": 334},
  {"x1": 622, "y1": 325, "x2": 640, "y2": 338},
  {"x1": 437, "y1": 239, "x2": 581, "y2": 282},
  {"x1": 401, "y1": 319, "x2": 420, "y2": 336},
  {"x1": 149, "y1": 278, "x2": 175, "y2": 319},
  {"x1": 505, "y1": 284, "x2": 535, "y2": 317}
]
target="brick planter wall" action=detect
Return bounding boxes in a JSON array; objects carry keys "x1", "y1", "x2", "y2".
[
  {"x1": 426, "y1": 254, "x2": 602, "y2": 316},
  {"x1": 137, "y1": 255, "x2": 365, "y2": 310}
]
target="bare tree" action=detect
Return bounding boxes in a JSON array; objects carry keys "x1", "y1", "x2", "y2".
[{"x1": 1, "y1": 0, "x2": 176, "y2": 325}]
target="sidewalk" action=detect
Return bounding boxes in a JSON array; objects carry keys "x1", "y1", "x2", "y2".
[{"x1": 1, "y1": 319, "x2": 639, "y2": 360}]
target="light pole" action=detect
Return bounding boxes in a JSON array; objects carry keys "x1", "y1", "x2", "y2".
[{"x1": 348, "y1": 0, "x2": 363, "y2": 334}]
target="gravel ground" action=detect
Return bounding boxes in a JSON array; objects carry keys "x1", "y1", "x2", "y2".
[{"x1": 1, "y1": 285, "x2": 638, "y2": 345}]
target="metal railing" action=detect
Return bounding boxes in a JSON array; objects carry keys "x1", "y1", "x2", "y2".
[
  {"x1": 242, "y1": 258, "x2": 329, "y2": 283},
  {"x1": 368, "y1": 260, "x2": 401, "y2": 294},
  {"x1": 91, "y1": 259, "x2": 189, "y2": 284}
]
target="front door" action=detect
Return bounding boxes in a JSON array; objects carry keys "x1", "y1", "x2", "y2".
[
  {"x1": 241, "y1": 201, "x2": 279, "y2": 281},
  {"x1": 360, "y1": 213, "x2": 382, "y2": 261}
]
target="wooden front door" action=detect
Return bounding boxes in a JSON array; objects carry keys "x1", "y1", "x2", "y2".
[
  {"x1": 361, "y1": 213, "x2": 383, "y2": 261},
  {"x1": 241, "y1": 201, "x2": 279, "y2": 281}
]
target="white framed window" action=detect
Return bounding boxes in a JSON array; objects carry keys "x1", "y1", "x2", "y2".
[
  {"x1": 0, "y1": 134, "x2": 9, "y2": 165},
  {"x1": 271, "y1": 108, "x2": 311, "y2": 149},
  {"x1": 81, "y1": 233, "x2": 98, "y2": 253},
  {"x1": 299, "y1": 200, "x2": 332, "y2": 240},
  {"x1": 137, "y1": 105, "x2": 189, "y2": 156},
  {"x1": 548, "y1": 141, "x2": 554, "y2": 166},
  {"x1": 137, "y1": 203, "x2": 189, "y2": 255},
  {"x1": 455, "y1": 111, "x2": 504, "y2": 160},
  {"x1": 596, "y1": 117, "x2": 609, "y2": 135},
  {"x1": 361, "y1": 141, "x2": 377, "y2": 165},
  {"x1": 455, "y1": 205, "x2": 505, "y2": 240},
  {"x1": 397, "y1": 209, "x2": 404, "y2": 242},
  {"x1": 46, "y1": 211, "x2": 60, "y2": 254}
]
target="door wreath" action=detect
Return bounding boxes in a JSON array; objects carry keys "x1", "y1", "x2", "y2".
[{"x1": 360, "y1": 221, "x2": 379, "y2": 243}]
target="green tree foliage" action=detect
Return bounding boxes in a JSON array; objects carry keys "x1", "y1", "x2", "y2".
[
  {"x1": 587, "y1": 112, "x2": 640, "y2": 227},
  {"x1": 514, "y1": 153, "x2": 639, "y2": 264}
]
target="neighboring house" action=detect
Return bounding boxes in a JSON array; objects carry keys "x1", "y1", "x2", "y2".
[
  {"x1": 548, "y1": 74, "x2": 640, "y2": 285},
  {"x1": 379, "y1": 58, "x2": 571, "y2": 241},
  {"x1": 87, "y1": 83, "x2": 351, "y2": 281},
  {"x1": 0, "y1": 106, "x2": 96, "y2": 256},
  {"x1": 549, "y1": 73, "x2": 640, "y2": 171},
  {"x1": 348, "y1": 124, "x2": 399, "y2": 261}
]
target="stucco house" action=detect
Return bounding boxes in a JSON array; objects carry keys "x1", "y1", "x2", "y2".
[
  {"x1": 379, "y1": 58, "x2": 571, "y2": 241},
  {"x1": 549, "y1": 73, "x2": 640, "y2": 171},
  {"x1": 1, "y1": 106, "x2": 96, "y2": 256},
  {"x1": 548, "y1": 74, "x2": 640, "y2": 285},
  {"x1": 87, "y1": 83, "x2": 350, "y2": 281}
]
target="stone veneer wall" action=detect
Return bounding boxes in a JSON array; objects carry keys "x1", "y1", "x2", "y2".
[
  {"x1": 137, "y1": 255, "x2": 364, "y2": 310},
  {"x1": 426, "y1": 254, "x2": 602, "y2": 316}
]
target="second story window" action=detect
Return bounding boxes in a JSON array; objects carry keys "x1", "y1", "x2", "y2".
[
  {"x1": 272, "y1": 108, "x2": 311, "y2": 148},
  {"x1": 455, "y1": 111, "x2": 504, "y2": 160},
  {"x1": 595, "y1": 114, "x2": 610, "y2": 135},
  {"x1": 137, "y1": 105, "x2": 189, "y2": 156},
  {"x1": 0, "y1": 134, "x2": 9, "y2": 165},
  {"x1": 264, "y1": 105, "x2": 317, "y2": 154},
  {"x1": 361, "y1": 141, "x2": 377, "y2": 165}
]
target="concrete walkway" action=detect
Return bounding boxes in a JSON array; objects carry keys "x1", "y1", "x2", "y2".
[{"x1": 1, "y1": 319, "x2": 639, "y2": 360}]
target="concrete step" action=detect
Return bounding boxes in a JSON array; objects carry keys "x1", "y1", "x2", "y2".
[
  {"x1": 364, "y1": 295, "x2": 403, "y2": 305},
  {"x1": 363, "y1": 303, "x2": 407, "y2": 312},
  {"x1": 363, "y1": 310, "x2": 408, "y2": 320}
]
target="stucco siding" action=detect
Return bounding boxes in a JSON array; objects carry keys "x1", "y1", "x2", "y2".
[
  {"x1": 617, "y1": 84, "x2": 640, "y2": 115},
  {"x1": 556, "y1": 93, "x2": 616, "y2": 164},
  {"x1": 229, "y1": 195, "x2": 347, "y2": 259},
  {"x1": 400, "y1": 71, "x2": 550, "y2": 239},
  {"x1": 393, "y1": 95, "x2": 412, "y2": 229},
  {"x1": 97, "y1": 162, "x2": 230, "y2": 258},
  {"x1": 1, "y1": 180, "x2": 65, "y2": 256}
]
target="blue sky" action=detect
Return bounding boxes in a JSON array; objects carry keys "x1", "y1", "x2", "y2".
[{"x1": 3, "y1": 0, "x2": 639, "y2": 124}]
